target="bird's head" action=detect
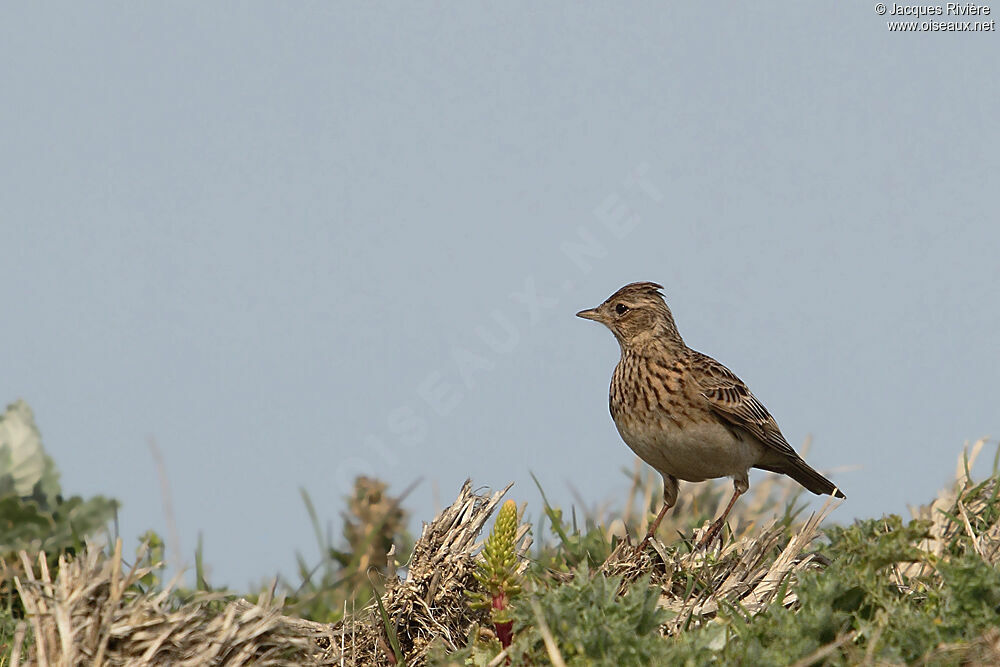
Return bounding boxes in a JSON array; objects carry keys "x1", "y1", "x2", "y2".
[{"x1": 576, "y1": 281, "x2": 684, "y2": 350}]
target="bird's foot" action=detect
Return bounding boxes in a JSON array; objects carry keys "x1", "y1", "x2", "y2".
[
  {"x1": 636, "y1": 522, "x2": 663, "y2": 552},
  {"x1": 695, "y1": 519, "x2": 726, "y2": 550},
  {"x1": 636, "y1": 534, "x2": 653, "y2": 552}
]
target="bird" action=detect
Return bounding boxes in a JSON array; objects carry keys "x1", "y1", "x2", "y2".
[{"x1": 576, "y1": 281, "x2": 844, "y2": 549}]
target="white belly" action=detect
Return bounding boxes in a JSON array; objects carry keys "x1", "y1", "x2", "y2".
[{"x1": 615, "y1": 419, "x2": 764, "y2": 483}]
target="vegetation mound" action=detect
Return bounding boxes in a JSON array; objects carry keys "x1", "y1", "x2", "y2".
[{"x1": 2, "y1": 399, "x2": 998, "y2": 665}]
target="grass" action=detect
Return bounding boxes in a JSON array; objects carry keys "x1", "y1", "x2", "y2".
[{"x1": 3, "y1": 434, "x2": 1000, "y2": 665}]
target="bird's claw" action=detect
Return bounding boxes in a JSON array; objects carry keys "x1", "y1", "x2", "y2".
[{"x1": 695, "y1": 520, "x2": 725, "y2": 550}]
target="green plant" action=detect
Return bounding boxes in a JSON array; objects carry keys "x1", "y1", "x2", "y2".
[
  {"x1": 662, "y1": 445, "x2": 1000, "y2": 665},
  {"x1": 531, "y1": 473, "x2": 615, "y2": 572},
  {"x1": 282, "y1": 476, "x2": 412, "y2": 622},
  {"x1": 0, "y1": 400, "x2": 119, "y2": 613},
  {"x1": 0, "y1": 401, "x2": 119, "y2": 558},
  {"x1": 468, "y1": 499, "x2": 523, "y2": 648},
  {"x1": 512, "y1": 565, "x2": 670, "y2": 666}
]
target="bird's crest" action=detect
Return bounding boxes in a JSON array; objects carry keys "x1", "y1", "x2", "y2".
[{"x1": 607, "y1": 281, "x2": 665, "y2": 302}]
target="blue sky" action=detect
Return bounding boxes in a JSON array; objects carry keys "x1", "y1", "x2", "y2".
[{"x1": 2, "y1": 3, "x2": 998, "y2": 587}]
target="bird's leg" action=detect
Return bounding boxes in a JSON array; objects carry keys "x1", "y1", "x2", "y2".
[
  {"x1": 637, "y1": 500, "x2": 674, "y2": 550},
  {"x1": 696, "y1": 485, "x2": 744, "y2": 550},
  {"x1": 637, "y1": 475, "x2": 678, "y2": 551}
]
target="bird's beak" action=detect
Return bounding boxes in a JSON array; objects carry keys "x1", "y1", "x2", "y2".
[{"x1": 576, "y1": 307, "x2": 601, "y2": 322}]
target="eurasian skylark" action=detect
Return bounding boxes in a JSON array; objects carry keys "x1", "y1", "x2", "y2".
[{"x1": 577, "y1": 282, "x2": 844, "y2": 549}]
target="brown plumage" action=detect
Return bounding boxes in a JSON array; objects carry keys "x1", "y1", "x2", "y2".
[{"x1": 577, "y1": 281, "x2": 844, "y2": 549}]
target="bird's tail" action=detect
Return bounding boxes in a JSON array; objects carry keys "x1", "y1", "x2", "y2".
[{"x1": 758, "y1": 458, "x2": 845, "y2": 498}]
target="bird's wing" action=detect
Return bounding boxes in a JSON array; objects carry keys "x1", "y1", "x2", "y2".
[{"x1": 687, "y1": 350, "x2": 800, "y2": 460}]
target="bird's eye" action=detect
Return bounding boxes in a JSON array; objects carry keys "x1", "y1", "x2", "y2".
[{"x1": 615, "y1": 303, "x2": 629, "y2": 315}]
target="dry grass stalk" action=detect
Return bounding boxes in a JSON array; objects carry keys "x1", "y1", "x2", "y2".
[
  {"x1": 602, "y1": 495, "x2": 838, "y2": 635},
  {"x1": 9, "y1": 480, "x2": 523, "y2": 667},
  {"x1": 13, "y1": 442, "x2": 1000, "y2": 665},
  {"x1": 342, "y1": 479, "x2": 526, "y2": 666},
  {"x1": 10, "y1": 470, "x2": 851, "y2": 664},
  {"x1": 12, "y1": 539, "x2": 325, "y2": 666},
  {"x1": 920, "y1": 627, "x2": 1000, "y2": 666},
  {"x1": 593, "y1": 447, "x2": 843, "y2": 634},
  {"x1": 898, "y1": 438, "x2": 1000, "y2": 581}
]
